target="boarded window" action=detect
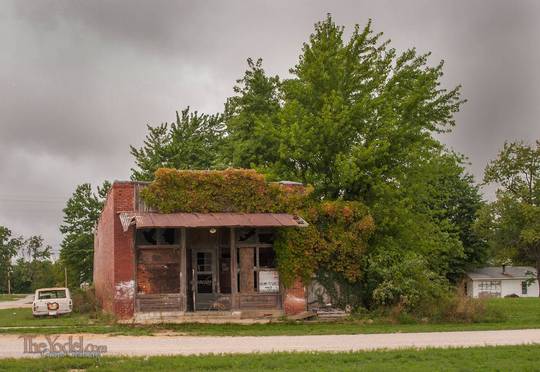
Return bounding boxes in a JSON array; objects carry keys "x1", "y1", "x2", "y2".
[
  {"x1": 238, "y1": 246, "x2": 278, "y2": 293},
  {"x1": 219, "y1": 246, "x2": 231, "y2": 294},
  {"x1": 137, "y1": 248, "x2": 180, "y2": 294},
  {"x1": 239, "y1": 247, "x2": 255, "y2": 293}
]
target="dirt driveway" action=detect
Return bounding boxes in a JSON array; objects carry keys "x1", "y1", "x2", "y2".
[
  {"x1": 0, "y1": 295, "x2": 33, "y2": 310},
  {"x1": 2, "y1": 329, "x2": 540, "y2": 358}
]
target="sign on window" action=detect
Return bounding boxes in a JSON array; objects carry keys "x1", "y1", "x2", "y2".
[{"x1": 259, "y1": 271, "x2": 279, "y2": 293}]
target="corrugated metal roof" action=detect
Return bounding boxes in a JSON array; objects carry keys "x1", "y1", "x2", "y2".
[
  {"x1": 466, "y1": 266, "x2": 537, "y2": 280},
  {"x1": 119, "y1": 212, "x2": 308, "y2": 232}
]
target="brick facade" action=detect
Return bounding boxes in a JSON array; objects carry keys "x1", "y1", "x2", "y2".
[
  {"x1": 94, "y1": 182, "x2": 136, "y2": 319},
  {"x1": 94, "y1": 180, "x2": 306, "y2": 320}
]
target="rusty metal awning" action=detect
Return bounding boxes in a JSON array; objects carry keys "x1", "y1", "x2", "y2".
[{"x1": 119, "y1": 212, "x2": 308, "y2": 232}]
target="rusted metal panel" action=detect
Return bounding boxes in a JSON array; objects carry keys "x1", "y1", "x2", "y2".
[
  {"x1": 137, "y1": 248, "x2": 180, "y2": 294},
  {"x1": 125, "y1": 212, "x2": 308, "y2": 229}
]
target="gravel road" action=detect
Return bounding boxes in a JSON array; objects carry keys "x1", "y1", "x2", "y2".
[
  {"x1": 0, "y1": 295, "x2": 33, "y2": 310},
  {"x1": 2, "y1": 329, "x2": 540, "y2": 358}
]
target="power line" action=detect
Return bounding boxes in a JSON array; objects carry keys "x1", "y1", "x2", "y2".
[{"x1": 0, "y1": 198, "x2": 66, "y2": 204}]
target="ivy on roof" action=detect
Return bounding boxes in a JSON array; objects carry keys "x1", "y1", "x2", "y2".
[
  {"x1": 140, "y1": 168, "x2": 310, "y2": 214},
  {"x1": 140, "y1": 168, "x2": 374, "y2": 287}
]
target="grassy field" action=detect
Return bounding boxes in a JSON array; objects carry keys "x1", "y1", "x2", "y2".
[
  {"x1": 1, "y1": 344, "x2": 540, "y2": 371},
  {"x1": 0, "y1": 298, "x2": 539, "y2": 336},
  {"x1": 0, "y1": 294, "x2": 26, "y2": 302}
]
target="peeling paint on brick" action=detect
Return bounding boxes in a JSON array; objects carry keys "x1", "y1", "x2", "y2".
[
  {"x1": 284, "y1": 279, "x2": 306, "y2": 315},
  {"x1": 115, "y1": 280, "x2": 135, "y2": 300}
]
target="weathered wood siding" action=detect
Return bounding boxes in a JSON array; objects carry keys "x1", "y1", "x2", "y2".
[
  {"x1": 133, "y1": 182, "x2": 156, "y2": 212},
  {"x1": 136, "y1": 294, "x2": 182, "y2": 312},
  {"x1": 238, "y1": 293, "x2": 281, "y2": 309}
]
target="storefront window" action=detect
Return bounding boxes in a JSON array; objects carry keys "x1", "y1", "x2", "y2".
[
  {"x1": 238, "y1": 247, "x2": 278, "y2": 293},
  {"x1": 136, "y1": 228, "x2": 179, "y2": 245},
  {"x1": 259, "y1": 247, "x2": 276, "y2": 268},
  {"x1": 237, "y1": 228, "x2": 257, "y2": 243}
]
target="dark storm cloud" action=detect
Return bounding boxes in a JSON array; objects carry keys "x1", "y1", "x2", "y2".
[{"x1": 1, "y1": 0, "x2": 539, "y2": 252}]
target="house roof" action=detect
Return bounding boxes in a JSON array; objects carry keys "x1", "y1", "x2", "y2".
[
  {"x1": 466, "y1": 266, "x2": 537, "y2": 280},
  {"x1": 119, "y1": 212, "x2": 308, "y2": 232}
]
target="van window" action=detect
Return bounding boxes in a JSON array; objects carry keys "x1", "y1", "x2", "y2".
[{"x1": 38, "y1": 290, "x2": 66, "y2": 300}]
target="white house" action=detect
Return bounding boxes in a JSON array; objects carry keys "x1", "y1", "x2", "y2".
[{"x1": 465, "y1": 266, "x2": 538, "y2": 298}]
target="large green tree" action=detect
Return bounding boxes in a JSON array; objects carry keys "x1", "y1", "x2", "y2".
[
  {"x1": 222, "y1": 58, "x2": 281, "y2": 169},
  {"x1": 130, "y1": 107, "x2": 225, "y2": 181},
  {"x1": 11, "y1": 235, "x2": 54, "y2": 293},
  {"x1": 0, "y1": 227, "x2": 22, "y2": 293},
  {"x1": 277, "y1": 17, "x2": 462, "y2": 198},
  {"x1": 479, "y1": 140, "x2": 540, "y2": 296},
  {"x1": 130, "y1": 15, "x2": 485, "y2": 311},
  {"x1": 59, "y1": 181, "x2": 110, "y2": 286},
  {"x1": 224, "y1": 15, "x2": 481, "y2": 310}
]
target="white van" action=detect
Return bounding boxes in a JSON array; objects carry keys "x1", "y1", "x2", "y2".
[{"x1": 32, "y1": 287, "x2": 73, "y2": 316}]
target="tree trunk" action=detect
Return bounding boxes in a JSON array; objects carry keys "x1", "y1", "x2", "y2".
[
  {"x1": 537, "y1": 263, "x2": 540, "y2": 297},
  {"x1": 537, "y1": 249, "x2": 540, "y2": 298}
]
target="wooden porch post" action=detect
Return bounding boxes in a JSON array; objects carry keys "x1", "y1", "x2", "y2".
[
  {"x1": 180, "y1": 227, "x2": 187, "y2": 312},
  {"x1": 230, "y1": 227, "x2": 238, "y2": 309}
]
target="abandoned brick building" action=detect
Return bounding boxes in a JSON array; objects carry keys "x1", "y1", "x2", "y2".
[{"x1": 93, "y1": 179, "x2": 308, "y2": 321}]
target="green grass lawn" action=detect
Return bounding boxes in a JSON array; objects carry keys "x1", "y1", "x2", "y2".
[
  {"x1": 1, "y1": 344, "x2": 540, "y2": 371},
  {"x1": 0, "y1": 294, "x2": 26, "y2": 302},
  {"x1": 0, "y1": 308, "x2": 148, "y2": 335},
  {"x1": 0, "y1": 298, "x2": 539, "y2": 336}
]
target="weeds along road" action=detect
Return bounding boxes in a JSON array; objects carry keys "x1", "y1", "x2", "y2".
[{"x1": 1, "y1": 329, "x2": 540, "y2": 358}]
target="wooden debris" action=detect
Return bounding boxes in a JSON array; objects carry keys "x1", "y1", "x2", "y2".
[{"x1": 287, "y1": 311, "x2": 317, "y2": 321}]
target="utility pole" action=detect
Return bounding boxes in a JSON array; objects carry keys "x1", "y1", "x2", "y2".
[
  {"x1": 64, "y1": 267, "x2": 68, "y2": 288},
  {"x1": 7, "y1": 270, "x2": 11, "y2": 295}
]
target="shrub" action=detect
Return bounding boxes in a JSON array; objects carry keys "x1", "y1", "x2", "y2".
[
  {"x1": 384, "y1": 292, "x2": 506, "y2": 324},
  {"x1": 71, "y1": 286, "x2": 99, "y2": 315},
  {"x1": 368, "y1": 252, "x2": 450, "y2": 313}
]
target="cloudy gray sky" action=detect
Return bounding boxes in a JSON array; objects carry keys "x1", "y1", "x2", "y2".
[{"x1": 1, "y1": 0, "x2": 539, "y2": 254}]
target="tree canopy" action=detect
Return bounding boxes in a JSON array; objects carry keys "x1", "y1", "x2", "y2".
[
  {"x1": 59, "y1": 181, "x2": 110, "y2": 286},
  {"x1": 478, "y1": 140, "x2": 540, "y2": 296},
  {"x1": 0, "y1": 226, "x2": 61, "y2": 293},
  {"x1": 130, "y1": 15, "x2": 487, "y2": 311},
  {"x1": 130, "y1": 108, "x2": 225, "y2": 181},
  {"x1": 0, "y1": 227, "x2": 22, "y2": 293},
  {"x1": 222, "y1": 15, "x2": 482, "y2": 310}
]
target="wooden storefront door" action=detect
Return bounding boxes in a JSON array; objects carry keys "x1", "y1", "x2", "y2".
[{"x1": 192, "y1": 249, "x2": 218, "y2": 311}]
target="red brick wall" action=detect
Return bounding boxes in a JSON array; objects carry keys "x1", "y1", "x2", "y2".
[
  {"x1": 94, "y1": 186, "x2": 116, "y2": 313},
  {"x1": 283, "y1": 278, "x2": 306, "y2": 315},
  {"x1": 112, "y1": 183, "x2": 136, "y2": 319},
  {"x1": 94, "y1": 182, "x2": 136, "y2": 320}
]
